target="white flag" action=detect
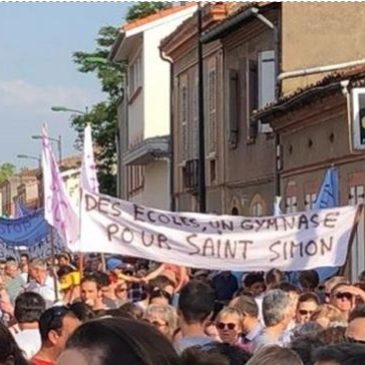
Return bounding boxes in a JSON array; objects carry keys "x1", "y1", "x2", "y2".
[
  {"x1": 81, "y1": 124, "x2": 99, "y2": 193},
  {"x1": 42, "y1": 124, "x2": 79, "y2": 245}
]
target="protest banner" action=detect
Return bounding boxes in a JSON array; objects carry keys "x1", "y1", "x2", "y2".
[{"x1": 74, "y1": 190, "x2": 362, "y2": 272}]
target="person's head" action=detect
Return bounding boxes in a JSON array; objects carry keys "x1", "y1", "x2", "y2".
[
  {"x1": 0, "y1": 321, "x2": 28, "y2": 365},
  {"x1": 316, "y1": 326, "x2": 346, "y2": 345},
  {"x1": 80, "y1": 275, "x2": 102, "y2": 309},
  {"x1": 290, "y1": 335, "x2": 325, "y2": 365},
  {"x1": 346, "y1": 304, "x2": 365, "y2": 344},
  {"x1": 150, "y1": 275, "x2": 176, "y2": 295},
  {"x1": 14, "y1": 292, "x2": 46, "y2": 324},
  {"x1": 330, "y1": 283, "x2": 355, "y2": 315},
  {"x1": 58, "y1": 252, "x2": 72, "y2": 267},
  {"x1": 265, "y1": 269, "x2": 285, "y2": 290},
  {"x1": 0, "y1": 260, "x2": 6, "y2": 276},
  {"x1": 39, "y1": 306, "x2": 81, "y2": 356},
  {"x1": 119, "y1": 302, "x2": 144, "y2": 320},
  {"x1": 310, "y1": 304, "x2": 347, "y2": 328},
  {"x1": 149, "y1": 288, "x2": 172, "y2": 306},
  {"x1": 229, "y1": 295, "x2": 259, "y2": 334},
  {"x1": 299, "y1": 270, "x2": 319, "y2": 292},
  {"x1": 246, "y1": 345, "x2": 303, "y2": 365},
  {"x1": 277, "y1": 282, "x2": 301, "y2": 320},
  {"x1": 57, "y1": 317, "x2": 180, "y2": 365},
  {"x1": 178, "y1": 280, "x2": 215, "y2": 326},
  {"x1": 243, "y1": 273, "x2": 265, "y2": 297},
  {"x1": 292, "y1": 322, "x2": 323, "y2": 339},
  {"x1": 114, "y1": 281, "x2": 129, "y2": 301},
  {"x1": 215, "y1": 307, "x2": 243, "y2": 345},
  {"x1": 313, "y1": 343, "x2": 365, "y2": 365},
  {"x1": 144, "y1": 304, "x2": 178, "y2": 340},
  {"x1": 20, "y1": 253, "x2": 29, "y2": 266},
  {"x1": 181, "y1": 346, "x2": 229, "y2": 365},
  {"x1": 5, "y1": 260, "x2": 19, "y2": 279},
  {"x1": 68, "y1": 302, "x2": 95, "y2": 323},
  {"x1": 58, "y1": 266, "x2": 80, "y2": 293},
  {"x1": 29, "y1": 258, "x2": 48, "y2": 284},
  {"x1": 95, "y1": 271, "x2": 115, "y2": 300},
  {"x1": 296, "y1": 293, "x2": 320, "y2": 324},
  {"x1": 262, "y1": 289, "x2": 292, "y2": 329},
  {"x1": 324, "y1": 277, "x2": 348, "y2": 303},
  {"x1": 201, "y1": 342, "x2": 251, "y2": 365}
]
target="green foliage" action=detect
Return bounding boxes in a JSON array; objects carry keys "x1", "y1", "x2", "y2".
[
  {"x1": 0, "y1": 163, "x2": 16, "y2": 184},
  {"x1": 71, "y1": 26, "x2": 125, "y2": 196},
  {"x1": 125, "y1": 2, "x2": 172, "y2": 22}
]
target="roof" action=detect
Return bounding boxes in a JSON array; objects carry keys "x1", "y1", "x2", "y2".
[
  {"x1": 201, "y1": 2, "x2": 277, "y2": 43},
  {"x1": 253, "y1": 64, "x2": 365, "y2": 121},
  {"x1": 122, "y1": 3, "x2": 196, "y2": 32}
]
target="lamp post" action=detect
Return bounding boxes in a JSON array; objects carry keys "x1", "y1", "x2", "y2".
[
  {"x1": 17, "y1": 154, "x2": 41, "y2": 168},
  {"x1": 32, "y1": 135, "x2": 62, "y2": 165},
  {"x1": 51, "y1": 106, "x2": 87, "y2": 115}
]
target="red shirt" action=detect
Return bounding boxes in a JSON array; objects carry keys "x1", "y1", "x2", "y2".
[{"x1": 31, "y1": 357, "x2": 55, "y2": 365}]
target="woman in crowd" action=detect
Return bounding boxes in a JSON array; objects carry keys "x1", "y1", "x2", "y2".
[
  {"x1": 149, "y1": 288, "x2": 172, "y2": 306},
  {"x1": 144, "y1": 304, "x2": 178, "y2": 341},
  {"x1": 215, "y1": 307, "x2": 243, "y2": 346},
  {"x1": 114, "y1": 280, "x2": 129, "y2": 306},
  {"x1": 310, "y1": 304, "x2": 347, "y2": 328},
  {"x1": 57, "y1": 317, "x2": 180, "y2": 365},
  {"x1": 0, "y1": 321, "x2": 28, "y2": 365}
]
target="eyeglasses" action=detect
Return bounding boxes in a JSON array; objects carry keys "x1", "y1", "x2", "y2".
[
  {"x1": 299, "y1": 310, "x2": 314, "y2": 316},
  {"x1": 216, "y1": 322, "x2": 236, "y2": 330},
  {"x1": 335, "y1": 292, "x2": 353, "y2": 300},
  {"x1": 346, "y1": 336, "x2": 365, "y2": 344}
]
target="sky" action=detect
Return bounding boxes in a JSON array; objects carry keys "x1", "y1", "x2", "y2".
[{"x1": 0, "y1": 2, "x2": 130, "y2": 169}]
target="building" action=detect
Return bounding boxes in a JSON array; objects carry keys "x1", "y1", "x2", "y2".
[{"x1": 110, "y1": 3, "x2": 197, "y2": 210}]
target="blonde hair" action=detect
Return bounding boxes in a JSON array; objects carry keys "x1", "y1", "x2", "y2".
[
  {"x1": 145, "y1": 304, "x2": 178, "y2": 335},
  {"x1": 311, "y1": 304, "x2": 346, "y2": 325}
]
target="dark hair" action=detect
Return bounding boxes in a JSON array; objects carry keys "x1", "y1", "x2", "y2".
[
  {"x1": 276, "y1": 282, "x2": 301, "y2": 294},
  {"x1": 178, "y1": 281, "x2": 215, "y2": 324},
  {"x1": 95, "y1": 271, "x2": 111, "y2": 287},
  {"x1": 298, "y1": 292, "x2": 320, "y2": 305},
  {"x1": 265, "y1": 269, "x2": 285, "y2": 288},
  {"x1": 313, "y1": 343, "x2": 365, "y2": 365},
  {"x1": 181, "y1": 347, "x2": 229, "y2": 365},
  {"x1": 58, "y1": 252, "x2": 72, "y2": 262},
  {"x1": 150, "y1": 275, "x2": 175, "y2": 290},
  {"x1": 231, "y1": 295, "x2": 258, "y2": 318},
  {"x1": 243, "y1": 273, "x2": 264, "y2": 288},
  {"x1": 69, "y1": 302, "x2": 95, "y2": 322},
  {"x1": 81, "y1": 274, "x2": 102, "y2": 290},
  {"x1": 290, "y1": 335, "x2": 325, "y2": 365},
  {"x1": 119, "y1": 302, "x2": 144, "y2": 320},
  {"x1": 316, "y1": 326, "x2": 347, "y2": 345},
  {"x1": 0, "y1": 321, "x2": 28, "y2": 365},
  {"x1": 66, "y1": 317, "x2": 180, "y2": 365},
  {"x1": 203, "y1": 343, "x2": 251, "y2": 365},
  {"x1": 57, "y1": 265, "x2": 75, "y2": 278},
  {"x1": 358, "y1": 270, "x2": 365, "y2": 283},
  {"x1": 14, "y1": 292, "x2": 46, "y2": 324},
  {"x1": 299, "y1": 270, "x2": 319, "y2": 291},
  {"x1": 39, "y1": 306, "x2": 77, "y2": 342},
  {"x1": 105, "y1": 308, "x2": 134, "y2": 319},
  {"x1": 20, "y1": 253, "x2": 29, "y2": 261},
  {"x1": 349, "y1": 304, "x2": 365, "y2": 322},
  {"x1": 149, "y1": 289, "x2": 172, "y2": 304},
  {"x1": 246, "y1": 345, "x2": 302, "y2": 365}
]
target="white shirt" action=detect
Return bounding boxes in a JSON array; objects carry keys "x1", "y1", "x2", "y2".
[
  {"x1": 12, "y1": 328, "x2": 41, "y2": 359},
  {"x1": 25, "y1": 276, "x2": 58, "y2": 307}
]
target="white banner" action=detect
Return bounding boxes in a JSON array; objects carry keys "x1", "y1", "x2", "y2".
[{"x1": 73, "y1": 191, "x2": 361, "y2": 272}]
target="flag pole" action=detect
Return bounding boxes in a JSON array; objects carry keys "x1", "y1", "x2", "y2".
[{"x1": 50, "y1": 226, "x2": 59, "y2": 302}]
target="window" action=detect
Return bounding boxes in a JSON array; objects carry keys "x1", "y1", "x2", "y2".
[
  {"x1": 304, "y1": 193, "x2": 317, "y2": 211},
  {"x1": 258, "y1": 50, "x2": 275, "y2": 133},
  {"x1": 286, "y1": 196, "x2": 297, "y2": 213},
  {"x1": 129, "y1": 53, "x2": 142, "y2": 95},
  {"x1": 228, "y1": 69, "x2": 239, "y2": 148},
  {"x1": 210, "y1": 159, "x2": 216, "y2": 184},
  {"x1": 127, "y1": 166, "x2": 144, "y2": 196},
  {"x1": 349, "y1": 185, "x2": 365, "y2": 280},
  {"x1": 191, "y1": 72, "x2": 199, "y2": 159},
  {"x1": 207, "y1": 59, "x2": 217, "y2": 154}
]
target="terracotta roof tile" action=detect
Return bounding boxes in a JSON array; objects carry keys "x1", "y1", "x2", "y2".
[{"x1": 123, "y1": 3, "x2": 196, "y2": 32}]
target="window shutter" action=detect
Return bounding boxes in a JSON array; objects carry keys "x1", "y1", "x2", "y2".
[
  {"x1": 248, "y1": 60, "x2": 258, "y2": 139},
  {"x1": 228, "y1": 69, "x2": 239, "y2": 148}
]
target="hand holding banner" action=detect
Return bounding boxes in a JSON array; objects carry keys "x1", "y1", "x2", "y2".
[{"x1": 75, "y1": 190, "x2": 361, "y2": 272}]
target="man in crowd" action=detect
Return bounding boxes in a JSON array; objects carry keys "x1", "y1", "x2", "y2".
[
  {"x1": 296, "y1": 292, "x2": 320, "y2": 325},
  {"x1": 175, "y1": 280, "x2": 216, "y2": 353},
  {"x1": 5, "y1": 259, "x2": 26, "y2": 304},
  {"x1": 79, "y1": 274, "x2": 107, "y2": 311},
  {"x1": 345, "y1": 304, "x2": 365, "y2": 343},
  {"x1": 12, "y1": 292, "x2": 46, "y2": 359},
  {"x1": 252, "y1": 289, "x2": 292, "y2": 351},
  {"x1": 25, "y1": 258, "x2": 58, "y2": 307},
  {"x1": 31, "y1": 305, "x2": 81, "y2": 365}
]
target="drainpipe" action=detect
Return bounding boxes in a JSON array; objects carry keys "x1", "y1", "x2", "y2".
[
  {"x1": 252, "y1": 10, "x2": 281, "y2": 208},
  {"x1": 159, "y1": 48, "x2": 176, "y2": 212}
]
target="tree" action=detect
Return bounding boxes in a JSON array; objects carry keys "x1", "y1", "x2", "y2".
[
  {"x1": 126, "y1": 2, "x2": 172, "y2": 22},
  {"x1": 71, "y1": 26, "x2": 125, "y2": 196},
  {"x1": 0, "y1": 163, "x2": 16, "y2": 185}
]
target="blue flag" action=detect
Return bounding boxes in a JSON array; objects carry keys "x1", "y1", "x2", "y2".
[{"x1": 313, "y1": 167, "x2": 339, "y2": 282}]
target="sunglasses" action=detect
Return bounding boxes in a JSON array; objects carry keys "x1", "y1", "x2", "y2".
[
  {"x1": 216, "y1": 322, "x2": 236, "y2": 330},
  {"x1": 299, "y1": 309, "x2": 315, "y2": 316},
  {"x1": 335, "y1": 292, "x2": 353, "y2": 300}
]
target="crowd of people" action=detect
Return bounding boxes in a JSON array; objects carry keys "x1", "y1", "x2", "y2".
[{"x1": 0, "y1": 252, "x2": 365, "y2": 365}]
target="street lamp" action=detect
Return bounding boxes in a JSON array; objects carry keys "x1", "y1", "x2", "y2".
[
  {"x1": 51, "y1": 106, "x2": 86, "y2": 115},
  {"x1": 32, "y1": 135, "x2": 62, "y2": 165},
  {"x1": 17, "y1": 154, "x2": 41, "y2": 167}
]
